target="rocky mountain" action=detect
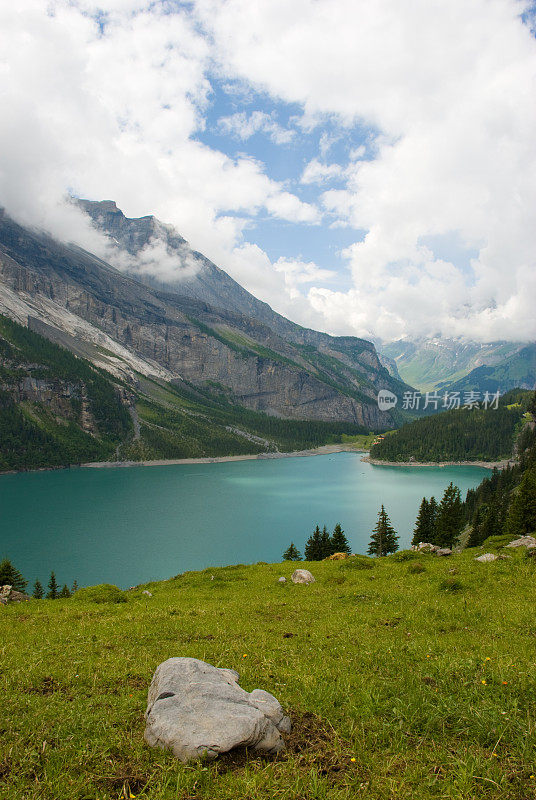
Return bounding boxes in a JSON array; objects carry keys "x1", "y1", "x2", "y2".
[
  {"x1": 0, "y1": 204, "x2": 408, "y2": 432},
  {"x1": 379, "y1": 337, "x2": 532, "y2": 393},
  {"x1": 445, "y1": 344, "x2": 536, "y2": 395},
  {"x1": 3, "y1": 312, "x2": 379, "y2": 469}
]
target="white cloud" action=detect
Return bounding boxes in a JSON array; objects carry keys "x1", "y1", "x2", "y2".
[
  {"x1": 217, "y1": 111, "x2": 295, "y2": 144},
  {"x1": 301, "y1": 159, "x2": 345, "y2": 185},
  {"x1": 1, "y1": 0, "x2": 536, "y2": 343},
  {"x1": 195, "y1": 0, "x2": 536, "y2": 341},
  {"x1": 0, "y1": 0, "x2": 318, "y2": 270}
]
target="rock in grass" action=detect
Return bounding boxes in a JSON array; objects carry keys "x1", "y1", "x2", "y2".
[
  {"x1": 144, "y1": 657, "x2": 291, "y2": 762},
  {"x1": 278, "y1": 577, "x2": 286, "y2": 583},
  {"x1": 435, "y1": 548, "x2": 452, "y2": 557},
  {"x1": 414, "y1": 543, "x2": 439, "y2": 553},
  {"x1": 0, "y1": 585, "x2": 31, "y2": 604},
  {"x1": 506, "y1": 536, "x2": 536, "y2": 549},
  {"x1": 291, "y1": 569, "x2": 315, "y2": 584},
  {"x1": 326, "y1": 552, "x2": 349, "y2": 560},
  {"x1": 475, "y1": 553, "x2": 498, "y2": 563}
]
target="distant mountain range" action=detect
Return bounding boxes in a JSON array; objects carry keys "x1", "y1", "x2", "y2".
[
  {"x1": 379, "y1": 338, "x2": 535, "y2": 395},
  {"x1": 0, "y1": 201, "x2": 412, "y2": 468}
]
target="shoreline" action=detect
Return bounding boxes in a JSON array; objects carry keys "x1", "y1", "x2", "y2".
[
  {"x1": 1, "y1": 446, "x2": 515, "y2": 475},
  {"x1": 81, "y1": 443, "x2": 364, "y2": 469},
  {"x1": 362, "y1": 456, "x2": 516, "y2": 470}
]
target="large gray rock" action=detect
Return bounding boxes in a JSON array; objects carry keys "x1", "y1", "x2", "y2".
[
  {"x1": 291, "y1": 569, "x2": 315, "y2": 584},
  {"x1": 435, "y1": 548, "x2": 452, "y2": 557},
  {"x1": 144, "y1": 657, "x2": 290, "y2": 762},
  {"x1": 506, "y1": 536, "x2": 536, "y2": 549}
]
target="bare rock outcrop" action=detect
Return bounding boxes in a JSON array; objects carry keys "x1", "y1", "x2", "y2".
[{"x1": 144, "y1": 657, "x2": 290, "y2": 762}]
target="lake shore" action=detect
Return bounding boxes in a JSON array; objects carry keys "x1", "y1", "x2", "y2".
[
  {"x1": 362, "y1": 456, "x2": 516, "y2": 470},
  {"x1": 82, "y1": 443, "x2": 364, "y2": 469}
]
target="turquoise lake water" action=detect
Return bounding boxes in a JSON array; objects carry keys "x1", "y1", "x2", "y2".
[{"x1": 0, "y1": 453, "x2": 489, "y2": 588}]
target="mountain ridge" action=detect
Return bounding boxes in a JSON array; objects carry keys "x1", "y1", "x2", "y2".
[{"x1": 0, "y1": 204, "x2": 408, "y2": 429}]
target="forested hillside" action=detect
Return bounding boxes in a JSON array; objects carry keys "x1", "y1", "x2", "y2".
[
  {"x1": 0, "y1": 315, "x2": 370, "y2": 471},
  {"x1": 407, "y1": 391, "x2": 536, "y2": 550},
  {"x1": 463, "y1": 397, "x2": 536, "y2": 545},
  {"x1": 370, "y1": 390, "x2": 532, "y2": 463},
  {"x1": 0, "y1": 314, "x2": 132, "y2": 469}
]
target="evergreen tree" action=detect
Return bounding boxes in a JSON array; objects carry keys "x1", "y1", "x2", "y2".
[
  {"x1": 304, "y1": 525, "x2": 323, "y2": 561},
  {"x1": 368, "y1": 505, "x2": 399, "y2": 557},
  {"x1": 71, "y1": 580, "x2": 79, "y2": 594},
  {"x1": 429, "y1": 496, "x2": 438, "y2": 536},
  {"x1": 59, "y1": 584, "x2": 71, "y2": 598},
  {"x1": 320, "y1": 525, "x2": 333, "y2": 559},
  {"x1": 435, "y1": 483, "x2": 464, "y2": 548},
  {"x1": 331, "y1": 523, "x2": 351, "y2": 554},
  {"x1": 282, "y1": 542, "x2": 302, "y2": 561},
  {"x1": 412, "y1": 498, "x2": 429, "y2": 545},
  {"x1": 412, "y1": 496, "x2": 439, "y2": 545},
  {"x1": 32, "y1": 579, "x2": 44, "y2": 599},
  {"x1": 0, "y1": 558, "x2": 27, "y2": 591},
  {"x1": 506, "y1": 466, "x2": 536, "y2": 538},
  {"x1": 47, "y1": 571, "x2": 58, "y2": 600}
]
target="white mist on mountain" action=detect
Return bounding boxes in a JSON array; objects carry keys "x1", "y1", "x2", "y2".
[{"x1": 102, "y1": 236, "x2": 202, "y2": 283}]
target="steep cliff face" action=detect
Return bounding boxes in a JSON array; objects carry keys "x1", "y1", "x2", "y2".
[
  {"x1": 0, "y1": 207, "x2": 407, "y2": 427},
  {"x1": 78, "y1": 200, "x2": 391, "y2": 380}
]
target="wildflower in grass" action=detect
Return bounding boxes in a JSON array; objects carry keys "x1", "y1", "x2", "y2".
[
  {"x1": 481, "y1": 679, "x2": 487, "y2": 685},
  {"x1": 350, "y1": 757, "x2": 356, "y2": 762},
  {"x1": 502, "y1": 681, "x2": 508, "y2": 685},
  {"x1": 485, "y1": 657, "x2": 491, "y2": 661},
  {"x1": 243, "y1": 654, "x2": 247, "y2": 658}
]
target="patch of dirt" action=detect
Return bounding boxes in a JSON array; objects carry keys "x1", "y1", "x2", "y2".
[
  {"x1": 95, "y1": 755, "x2": 151, "y2": 797},
  {"x1": 215, "y1": 710, "x2": 359, "y2": 785},
  {"x1": 26, "y1": 676, "x2": 71, "y2": 696}
]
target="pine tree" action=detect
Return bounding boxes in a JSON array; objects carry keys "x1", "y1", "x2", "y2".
[
  {"x1": 412, "y1": 496, "x2": 439, "y2": 545},
  {"x1": 304, "y1": 525, "x2": 323, "y2": 561},
  {"x1": 0, "y1": 558, "x2": 27, "y2": 592},
  {"x1": 506, "y1": 466, "x2": 536, "y2": 538},
  {"x1": 71, "y1": 580, "x2": 79, "y2": 594},
  {"x1": 435, "y1": 483, "x2": 464, "y2": 548},
  {"x1": 320, "y1": 525, "x2": 333, "y2": 559},
  {"x1": 331, "y1": 523, "x2": 351, "y2": 554},
  {"x1": 282, "y1": 542, "x2": 302, "y2": 561},
  {"x1": 412, "y1": 498, "x2": 430, "y2": 545},
  {"x1": 59, "y1": 584, "x2": 71, "y2": 598},
  {"x1": 47, "y1": 571, "x2": 58, "y2": 600},
  {"x1": 32, "y1": 579, "x2": 44, "y2": 599},
  {"x1": 368, "y1": 505, "x2": 399, "y2": 557}
]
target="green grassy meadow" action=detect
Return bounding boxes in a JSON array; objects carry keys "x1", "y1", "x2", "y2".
[{"x1": 2, "y1": 549, "x2": 536, "y2": 800}]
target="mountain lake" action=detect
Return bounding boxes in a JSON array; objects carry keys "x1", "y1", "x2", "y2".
[{"x1": 0, "y1": 452, "x2": 490, "y2": 588}]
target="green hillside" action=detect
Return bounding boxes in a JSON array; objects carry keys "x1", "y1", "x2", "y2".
[
  {"x1": 445, "y1": 345, "x2": 536, "y2": 395},
  {"x1": 0, "y1": 315, "x2": 370, "y2": 471},
  {"x1": 2, "y1": 549, "x2": 536, "y2": 800},
  {"x1": 370, "y1": 390, "x2": 532, "y2": 463}
]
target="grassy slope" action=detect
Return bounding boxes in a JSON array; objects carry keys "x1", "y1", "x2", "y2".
[{"x1": 2, "y1": 551, "x2": 536, "y2": 800}]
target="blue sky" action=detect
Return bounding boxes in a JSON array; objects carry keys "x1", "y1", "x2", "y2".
[{"x1": 1, "y1": 0, "x2": 536, "y2": 342}]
